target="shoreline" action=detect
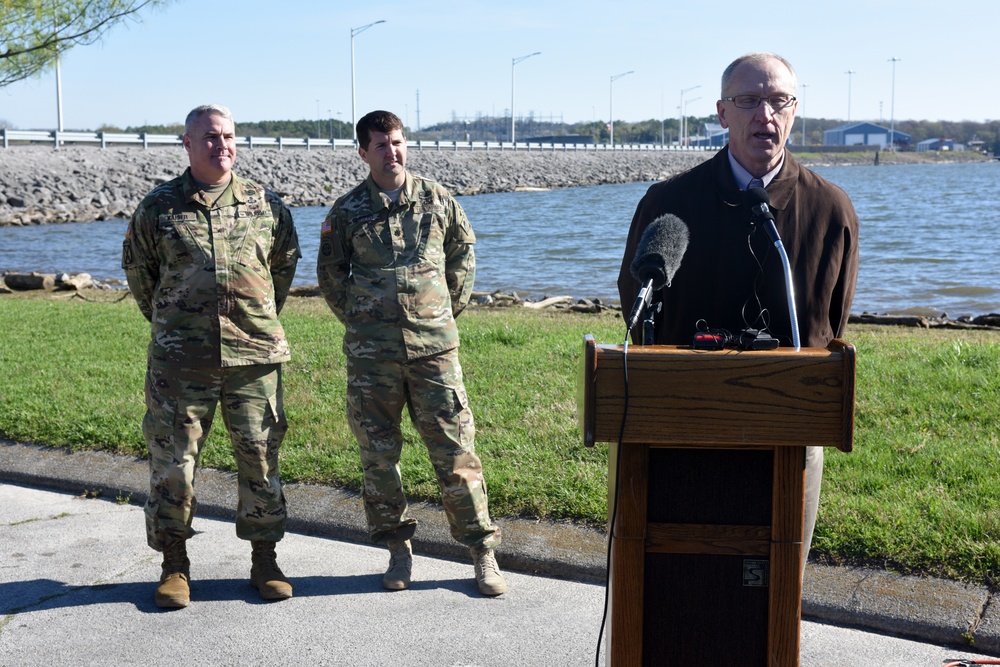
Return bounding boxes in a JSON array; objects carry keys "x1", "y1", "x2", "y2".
[
  {"x1": 3, "y1": 280, "x2": 998, "y2": 328},
  {"x1": 1, "y1": 145, "x2": 991, "y2": 226}
]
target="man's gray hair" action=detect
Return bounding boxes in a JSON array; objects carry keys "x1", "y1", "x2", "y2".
[
  {"x1": 184, "y1": 104, "x2": 234, "y2": 135},
  {"x1": 720, "y1": 52, "x2": 797, "y2": 96}
]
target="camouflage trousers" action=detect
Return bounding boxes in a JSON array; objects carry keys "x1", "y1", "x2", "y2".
[
  {"x1": 142, "y1": 363, "x2": 288, "y2": 551},
  {"x1": 346, "y1": 350, "x2": 501, "y2": 550}
]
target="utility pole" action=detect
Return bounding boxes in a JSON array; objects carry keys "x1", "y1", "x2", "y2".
[
  {"x1": 845, "y1": 70, "x2": 856, "y2": 122},
  {"x1": 415, "y1": 89, "x2": 421, "y2": 132},
  {"x1": 888, "y1": 57, "x2": 901, "y2": 151}
]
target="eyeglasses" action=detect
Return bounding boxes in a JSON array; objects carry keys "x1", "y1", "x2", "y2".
[{"x1": 721, "y1": 95, "x2": 797, "y2": 111}]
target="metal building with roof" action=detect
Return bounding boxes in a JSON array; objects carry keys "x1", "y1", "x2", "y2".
[
  {"x1": 916, "y1": 137, "x2": 965, "y2": 152},
  {"x1": 822, "y1": 122, "x2": 911, "y2": 149}
]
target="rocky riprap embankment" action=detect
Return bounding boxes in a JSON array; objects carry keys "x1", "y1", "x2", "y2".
[{"x1": 0, "y1": 145, "x2": 711, "y2": 226}]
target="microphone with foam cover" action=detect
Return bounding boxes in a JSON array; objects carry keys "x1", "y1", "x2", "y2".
[{"x1": 626, "y1": 213, "x2": 689, "y2": 332}]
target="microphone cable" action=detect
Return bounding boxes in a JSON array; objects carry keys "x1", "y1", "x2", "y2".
[
  {"x1": 594, "y1": 328, "x2": 636, "y2": 667},
  {"x1": 742, "y1": 225, "x2": 774, "y2": 335}
]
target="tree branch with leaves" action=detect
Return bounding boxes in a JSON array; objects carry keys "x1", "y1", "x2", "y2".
[{"x1": 1, "y1": 0, "x2": 167, "y2": 87}]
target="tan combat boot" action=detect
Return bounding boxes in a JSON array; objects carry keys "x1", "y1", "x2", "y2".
[
  {"x1": 155, "y1": 540, "x2": 190, "y2": 609},
  {"x1": 250, "y1": 540, "x2": 293, "y2": 600},
  {"x1": 471, "y1": 545, "x2": 507, "y2": 596},
  {"x1": 382, "y1": 539, "x2": 412, "y2": 591}
]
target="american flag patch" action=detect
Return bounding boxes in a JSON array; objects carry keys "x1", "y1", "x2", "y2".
[{"x1": 321, "y1": 218, "x2": 333, "y2": 234}]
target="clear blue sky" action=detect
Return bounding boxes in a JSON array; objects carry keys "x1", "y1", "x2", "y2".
[{"x1": 1, "y1": 0, "x2": 995, "y2": 132}]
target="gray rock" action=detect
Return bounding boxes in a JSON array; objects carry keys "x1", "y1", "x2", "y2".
[
  {"x1": 55, "y1": 272, "x2": 94, "y2": 291},
  {"x1": 0, "y1": 145, "x2": 710, "y2": 226}
]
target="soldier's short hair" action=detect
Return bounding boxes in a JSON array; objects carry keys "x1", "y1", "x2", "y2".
[
  {"x1": 356, "y1": 110, "x2": 404, "y2": 150},
  {"x1": 184, "y1": 104, "x2": 234, "y2": 136}
]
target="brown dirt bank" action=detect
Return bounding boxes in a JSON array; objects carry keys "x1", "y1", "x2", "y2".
[{"x1": 2, "y1": 145, "x2": 989, "y2": 226}]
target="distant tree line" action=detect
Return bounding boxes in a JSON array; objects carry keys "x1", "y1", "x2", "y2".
[
  {"x1": 100, "y1": 117, "x2": 354, "y2": 141},
  {"x1": 410, "y1": 114, "x2": 1000, "y2": 154},
  {"x1": 55, "y1": 114, "x2": 1000, "y2": 156}
]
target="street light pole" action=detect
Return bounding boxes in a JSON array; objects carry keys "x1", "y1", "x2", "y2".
[
  {"x1": 609, "y1": 70, "x2": 634, "y2": 146},
  {"x1": 888, "y1": 57, "x2": 901, "y2": 151},
  {"x1": 679, "y1": 85, "x2": 699, "y2": 146},
  {"x1": 683, "y1": 96, "x2": 701, "y2": 146},
  {"x1": 511, "y1": 51, "x2": 541, "y2": 144},
  {"x1": 351, "y1": 19, "x2": 386, "y2": 144},
  {"x1": 845, "y1": 70, "x2": 856, "y2": 122},
  {"x1": 52, "y1": 6, "x2": 63, "y2": 134},
  {"x1": 55, "y1": 54, "x2": 64, "y2": 132}
]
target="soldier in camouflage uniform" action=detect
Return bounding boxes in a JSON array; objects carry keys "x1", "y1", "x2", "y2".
[
  {"x1": 122, "y1": 104, "x2": 301, "y2": 609},
  {"x1": 317, "y1": 110, "x2": 506, "y2": 596}
]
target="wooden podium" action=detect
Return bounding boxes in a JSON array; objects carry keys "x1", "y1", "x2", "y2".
[{"x1": 579, "y1": 336, "x2": 855, "y2": 666}]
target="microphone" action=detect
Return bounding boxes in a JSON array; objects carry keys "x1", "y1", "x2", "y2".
[
  {"x1": 626, "y1": 213, "x2": 689, "y2": 332},
  {"x1": 744, "y1": 188, "x2": 801, "y2": 350},
  {"x1": 745, "y1": 187, "x2": 781, "y2": 243}
]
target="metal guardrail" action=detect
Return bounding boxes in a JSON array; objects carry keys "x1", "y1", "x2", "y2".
[{"x1": 1, "y1": 128, "x2": 714, "y2": 153}]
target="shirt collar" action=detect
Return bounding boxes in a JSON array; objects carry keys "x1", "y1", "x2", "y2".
[
  {"x1": 727, "y1": 151, "x2": 784, "y2": 190},
  {"x1": 181, "y1": 168, "x2": 246, "y2": 206},
  {"x1": 366, "y1": 171, "x2": 413, "y2": 209}
]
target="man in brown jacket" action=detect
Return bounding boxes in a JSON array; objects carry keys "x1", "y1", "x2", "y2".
[{"x1": 618, "y1": 52, "x2": 859, "y2": 571}]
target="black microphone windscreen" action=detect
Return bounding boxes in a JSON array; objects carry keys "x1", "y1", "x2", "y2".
[
  {"x1": 629, "y1": 213, "x2": 689, "y2": 290},
  {"x1": 744, "y1": 187, "x2": 770, "y2": 208}
]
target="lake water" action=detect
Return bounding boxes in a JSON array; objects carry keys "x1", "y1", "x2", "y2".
[{"x1": 1, "y1": 161, "x2": 998, "y2": 316}]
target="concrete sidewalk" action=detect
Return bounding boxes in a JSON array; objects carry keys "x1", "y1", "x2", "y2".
[{"x1": 2, "y1": 439, "x2": 999, "y2": 664}]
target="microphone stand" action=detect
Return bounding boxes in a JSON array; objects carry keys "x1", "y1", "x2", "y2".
[
  {"x1": 748, "y1": 190, "x2": 801, "y2": 352},
  {"x1": 641, "y1": 301, "x2": 660, "y2": 345},
  {"x1": 771, "y1": 237, "x2": 801, "y2": 351}
]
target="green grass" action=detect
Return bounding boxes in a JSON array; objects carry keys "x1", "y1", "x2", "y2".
[
  {"x1": 815, "y1": 330, "x2": 1000, "y2": 582},
  {"x1": 1, "y1": 291, "x2": 999, "y2": 583}
]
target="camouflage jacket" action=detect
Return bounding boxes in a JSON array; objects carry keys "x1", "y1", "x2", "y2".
[
  {"x1": 316, "y1": 172, "x2": 476, "y2": 360},
  {"x1": 122, "y1": 168, "x2": 300, "y2": 368}
]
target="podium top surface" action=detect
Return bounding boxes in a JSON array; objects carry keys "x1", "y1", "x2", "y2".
[{"x1": 579, "y1": 338, "x2": 856, "y2": 451}]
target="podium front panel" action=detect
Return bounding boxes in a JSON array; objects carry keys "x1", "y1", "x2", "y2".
[
  {"x1": 647, "y1": 448, "x2": 772, "y2": 526},
  {"x1": 643, "y1": 553, "x2": 769, "y2": 665},
  {"x1": 642, "y1": 448, "x2": 774, "y2": 665}
]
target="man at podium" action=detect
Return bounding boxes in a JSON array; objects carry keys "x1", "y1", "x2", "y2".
[{"x1": 617, "y1": 51, "x2": 859, "y2": 571}]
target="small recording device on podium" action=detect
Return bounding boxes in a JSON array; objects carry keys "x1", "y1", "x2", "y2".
[
  {"x1": 692, "y1": 327, "x2": 731, "y2": 350},
  {"x1": 691, "y1": 321, "x2": 779, "y2": 351},
  {"x1": 737, "y1": 328, "x2": 779, "y2": 350}
]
